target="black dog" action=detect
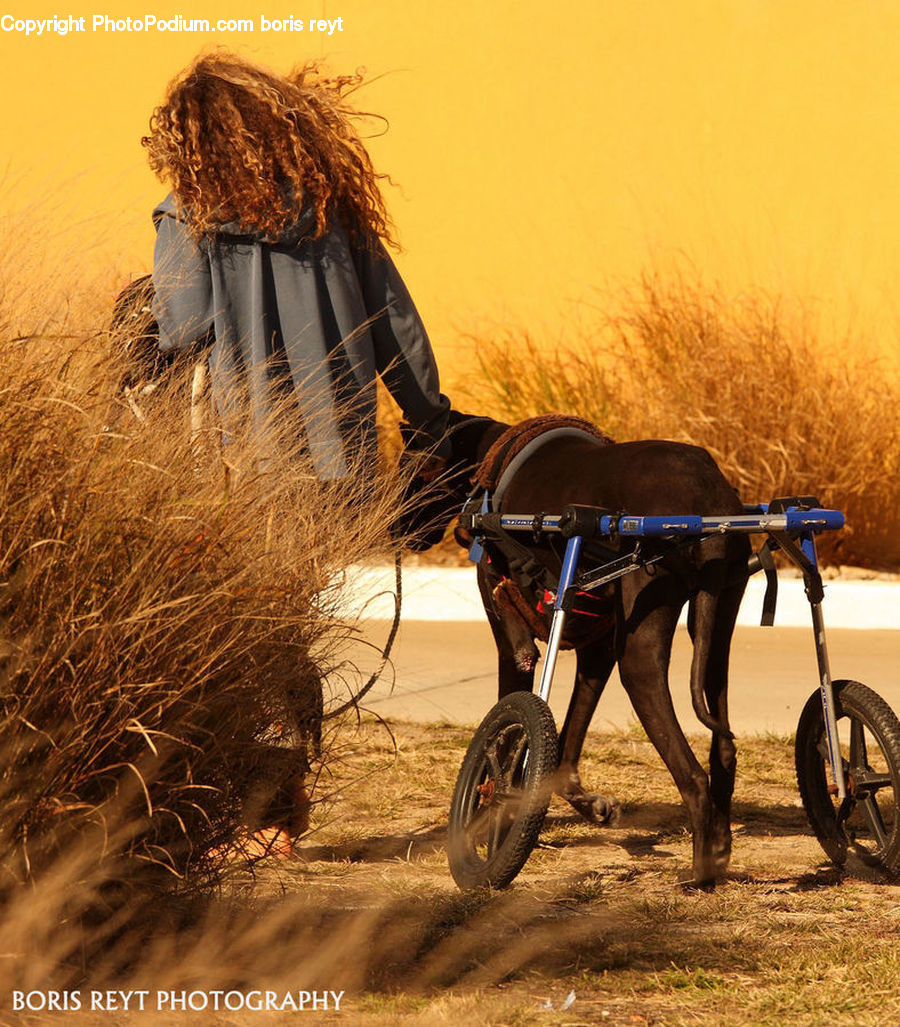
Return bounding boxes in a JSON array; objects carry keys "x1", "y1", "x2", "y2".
[{"x1": 438, "y1": 412, "x2": 750, "y2": 887}]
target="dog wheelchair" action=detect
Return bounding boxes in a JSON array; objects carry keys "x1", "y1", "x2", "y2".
[{"x1": 447, "y1": 498, "x2": 900, "y2": 889}]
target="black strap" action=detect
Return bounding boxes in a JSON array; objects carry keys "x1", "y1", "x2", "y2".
[
  {"x1": 325, "y1": 548, "x2": 403, "y2": 719},
  {"x1": 473, "y1": 514, "x2": 557, "y2": 597},
  {"x1": 757, "y1": 539, "x2": 778, "y2": 626},
  {"x1": 484, "y1": 530, "x2": 554, "y2": 593}
]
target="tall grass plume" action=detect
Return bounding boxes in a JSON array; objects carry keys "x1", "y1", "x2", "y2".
[
  {"x1": 462, "y1": 271, "x2": 900, "y2": 568},
  {"x1": 0, "y1": 273, "x2": 406, "y2": 914}
]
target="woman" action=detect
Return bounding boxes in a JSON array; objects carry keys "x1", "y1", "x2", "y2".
[{"x1": 142, "y1": 51, "x2": 450, "y2": 479}]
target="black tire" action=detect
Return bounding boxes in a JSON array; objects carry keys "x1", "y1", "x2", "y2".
[
  {"x1": 796, "y1": 680, "x2": 900, "y2": 873},
  {"x1": 447, "y1": 691, "x2": 559, "y2": 890}
]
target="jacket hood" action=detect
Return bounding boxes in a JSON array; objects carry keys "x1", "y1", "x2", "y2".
[{"x1": 152, "y1": 192, "x2": 318, "y2": 247}]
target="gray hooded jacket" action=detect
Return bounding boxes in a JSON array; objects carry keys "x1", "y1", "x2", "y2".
[{"x1": 151, "y1": 194, "x2": 450, "y2": 479}]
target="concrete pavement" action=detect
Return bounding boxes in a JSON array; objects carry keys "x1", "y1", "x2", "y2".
[
  {"x1": 340, "y1": 563, "x2": 900, "y2": 629},
  {"x1": 350, "y1": 619, "x2": 899, "y2": 737}
]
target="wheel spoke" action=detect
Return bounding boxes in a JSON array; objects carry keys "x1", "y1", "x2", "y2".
[
  {"x1": 816, "y1": 735, "x2": 830, "y2": 762},
  {"x1": 853, "y1": 770, "x2": 893, "y2": 789},
  {"x1": 846, "y1": 715, "x2": 893, "y2": 851},
  {"x1": 849, "y1": 717, "x2": 868, "y2": 771},
  {"x1": 485, "y1": 740, "x2": 503, "y2": 782},
  {"x1": 468, "y1": 801, "x2": 492, "y2": 845},
  {"x1": 856, "y1": 793, "x2": 889, "y2": 852},
  {"x1": 506, "y1": 731, "x2": 528, "y2": 781},
  {"x1": 488, "y1": 803, "x2": 504, "y2": 856}
]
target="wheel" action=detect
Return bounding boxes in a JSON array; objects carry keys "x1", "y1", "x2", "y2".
[
  {"x1": 796, "y1": 680, "x2": 900, "y2": 873},
  {"x1": 447, "y1": 691, "x2": 559, "y2": 890}
]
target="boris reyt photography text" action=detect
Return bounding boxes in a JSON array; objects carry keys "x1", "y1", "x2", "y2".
[{"x1": 13, "y1": 990, "x2": 346, "y2": 1013}]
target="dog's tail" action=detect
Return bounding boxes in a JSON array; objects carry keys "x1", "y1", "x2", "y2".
[{"x1": 687, "y1": 559, "x2": 745, "y2": 740}]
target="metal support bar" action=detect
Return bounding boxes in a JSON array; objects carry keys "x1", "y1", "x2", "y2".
[
  {"x1": 536, "y1": 535, "x2": 582, "y2": 704},
  {"x1": 537, "y1": 609, "x2": 567, "y2": 704},
  {"x1": 493, "y1": 508, "x2": 844, "y2": 538},
  {"x1": 811, "y1": 598, "x2": 846, "y2": 799},
  {"x1": 787, "y1": 530, "x2": 846, "y2": 800},
  {"x1": 575, "y1": 547, "x2": 647, "y2": 592}
]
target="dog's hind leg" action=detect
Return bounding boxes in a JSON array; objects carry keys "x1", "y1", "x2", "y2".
[
  {"x1": 687, "y1": 573, "x2": 746, "y2": 878},
  {"x1": 557, "y1": 636, "x2": 620, "y2": 824},
  {"x1": 618, "y1": 574, "x2": 721, "y2": 886}
]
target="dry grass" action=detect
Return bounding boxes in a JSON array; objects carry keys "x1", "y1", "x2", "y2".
[
  {"x1": 0, "y1": 213, "x2": 414, "y2": 995},
  {"x1": 459, "y1": 271, "x2": 900, "y2": 569},
  {"x1": 4, "y1": 718, "x2": 897, "y2": 1024},
  {"x1": 0, "y1": 338, "x2": 400, "y2": 871}
]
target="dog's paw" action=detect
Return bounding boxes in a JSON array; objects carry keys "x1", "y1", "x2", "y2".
[{"x1": 568, "y1": 792, "x2": 620, "y2": 826}]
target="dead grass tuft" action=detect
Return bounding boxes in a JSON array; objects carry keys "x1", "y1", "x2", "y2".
[
  {"x1": 0, "y1": 226, "x2": 409, "y2": 942},
  {"x1": 460, "y1": 270, "x2": 900, "y2": 568}
]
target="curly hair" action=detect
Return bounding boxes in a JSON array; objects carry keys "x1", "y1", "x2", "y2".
[{"x1": 142, "y1": 51, "x2": 395, "y2": 246}]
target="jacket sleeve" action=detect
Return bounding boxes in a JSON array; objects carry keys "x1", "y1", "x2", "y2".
[
  {"x1": 355, "y1": 239, "x2": 451, "y2": 457},
  {"x1": 151, "y1": 212, "x2": 216, "y2": 353}
]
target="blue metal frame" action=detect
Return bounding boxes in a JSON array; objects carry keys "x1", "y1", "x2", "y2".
[
  {"x1": 484, "y1": 506, "x2": 844, "y2": 539},
  {"x1": 466, "y1": 502, "x2": 848, "y2": 798}
]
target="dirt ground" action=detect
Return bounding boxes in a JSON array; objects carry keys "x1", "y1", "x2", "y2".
[{"x1": 256, "y1": 716, "x2": 900, "y2": 1026}]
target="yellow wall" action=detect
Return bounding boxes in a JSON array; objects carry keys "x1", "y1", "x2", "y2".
[{"x1": 3, "y1": 1, "x2": 900, "y2": 359}]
